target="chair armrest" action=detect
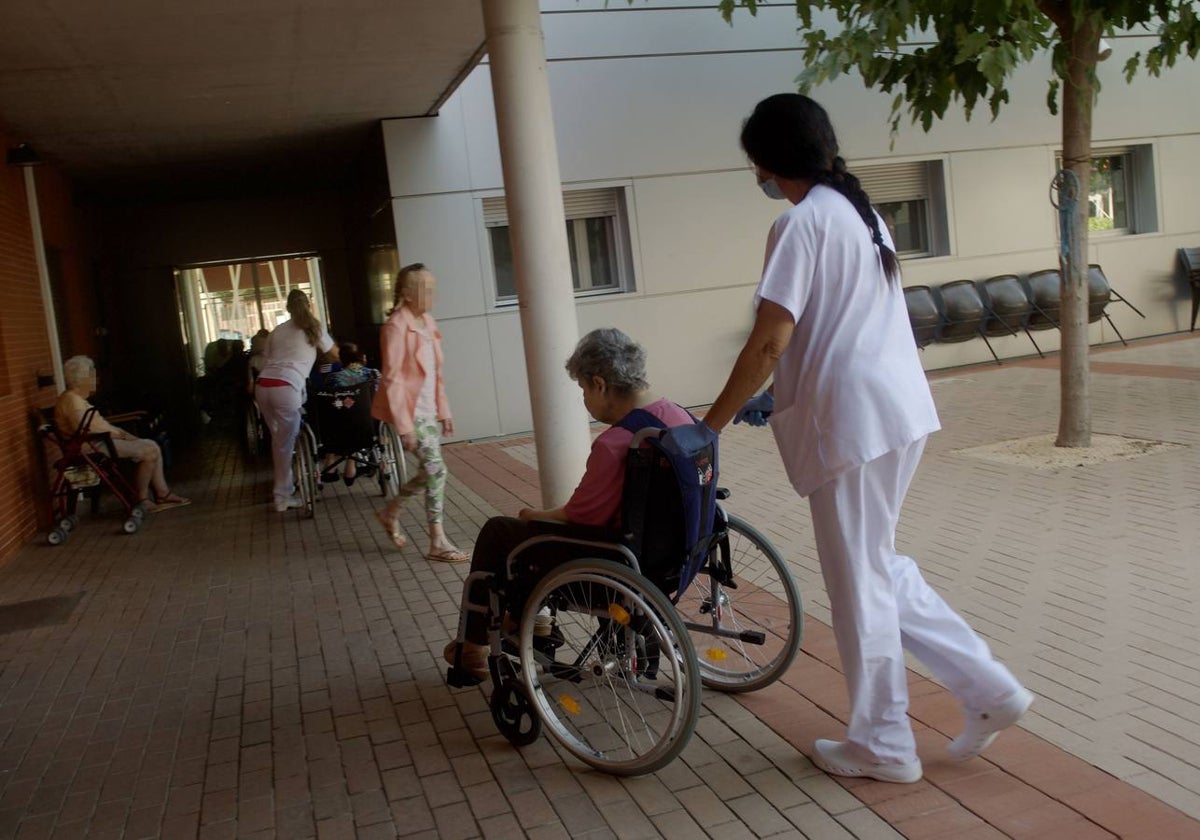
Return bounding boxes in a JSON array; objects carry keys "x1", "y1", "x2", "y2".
[
  {"x1": 107, "y1": 410, "x2": 148, "y2": 424},
  {"x1": 523, "y1": 518, "x2": 631, "y2": 545}
]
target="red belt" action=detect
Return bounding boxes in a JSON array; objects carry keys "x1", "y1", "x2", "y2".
[{"x1": 257, "y1": 377, "x2": 289, "y2": 388}]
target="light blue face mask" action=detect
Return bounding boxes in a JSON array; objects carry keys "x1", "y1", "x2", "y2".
[{"x1": 758, "y1": 177, "x2": 786, "y2": 201}]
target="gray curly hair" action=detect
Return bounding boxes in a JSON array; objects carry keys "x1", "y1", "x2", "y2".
[
  {"x1": 564, "y1": 328, "x2": 648, "y2": 395},
  {"x1": 63, "y1": 355, "x2": 96, "y2": 389}
]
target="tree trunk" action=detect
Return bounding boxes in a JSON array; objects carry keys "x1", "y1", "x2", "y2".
[{"x1": 1056, "y1": 20, "x2": 1101, "y2": 448}]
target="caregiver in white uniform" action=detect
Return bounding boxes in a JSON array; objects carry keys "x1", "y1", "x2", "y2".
[
  {"x1": 255, "y1": 288, "x2": 334, "y2": 512},
  {"x1": 692, "y1": 93, "x2": 1033, "y2": 784}
]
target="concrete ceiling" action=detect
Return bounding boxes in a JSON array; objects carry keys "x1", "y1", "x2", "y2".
[{"x1": 0, "y1": 1, "x2": 486, "y2": 199}]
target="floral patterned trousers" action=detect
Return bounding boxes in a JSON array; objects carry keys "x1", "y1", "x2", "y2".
[{"x1": 410, "y1": 416, "x2": 448, "y2": 526}]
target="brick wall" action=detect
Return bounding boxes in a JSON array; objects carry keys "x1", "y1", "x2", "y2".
[{"x1": 0, "y1": 126, "x2": 90, "y2": 564}]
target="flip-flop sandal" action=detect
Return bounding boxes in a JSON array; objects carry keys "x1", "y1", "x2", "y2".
[
  {"x1": 373, "y1": 510, "x2": 407, "y2": 549},
  {"x1": 150, "y1": 494, "x2": 191, "y2": 513},
  {"x1": 427, "y1": 546, "x2": 469, "y2": 563}
]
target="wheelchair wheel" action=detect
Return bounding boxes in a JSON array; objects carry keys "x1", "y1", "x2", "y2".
[
  {"x1": 47, "y1": 528, "x2": 67, "y2": 546},
  {"x1": 377, "y1": 423, "x2": 403, "y2": 498},
  {"x1": 490, "y1": 678, "x2": 542, "y2": 747},
  {"x1": 675, "y1": 514, "x2": 802, "y2": 693},
  {"x1": 243, "y1": 402, "x2": 263, "y2": 457},
  {"x1": 518, "y1": 559, "x2": 700, "y2": 776},
  {"x1": 292, "y1": 425, "x2": 318, "y2": 518}
]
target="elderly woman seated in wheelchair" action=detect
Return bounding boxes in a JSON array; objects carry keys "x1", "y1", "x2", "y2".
[
  {"x1": 444, "y1": 328, "x2": 802, "y2": 775},
  {"x1": 55, "y1": 355, "x2": 189, "y2": 511}
]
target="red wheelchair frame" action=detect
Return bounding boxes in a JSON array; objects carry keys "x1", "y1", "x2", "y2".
[{"x1": 39, "y1": 407, "x2": 150, "y2": 544}]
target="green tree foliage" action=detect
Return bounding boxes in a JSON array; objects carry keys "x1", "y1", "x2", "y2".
[{"x1": 717, "y1": 1, "x2": 1198, "y2": 137}]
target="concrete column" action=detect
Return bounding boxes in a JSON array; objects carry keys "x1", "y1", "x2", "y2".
[
  {"x1": 24, "y1": 167, "x2": 65, "y2": 392},
  {"x1": 482, "y1": 0, "x2": 591, "y2": 506}
]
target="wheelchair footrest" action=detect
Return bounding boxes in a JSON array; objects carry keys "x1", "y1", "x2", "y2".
[{"x1": 683, "y1": 621, "x2": 767, "y2": 646}]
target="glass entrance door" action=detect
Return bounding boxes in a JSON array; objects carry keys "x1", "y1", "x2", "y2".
[{"x1": 175, "y1": 254, "x2": 326, "y2": 377}]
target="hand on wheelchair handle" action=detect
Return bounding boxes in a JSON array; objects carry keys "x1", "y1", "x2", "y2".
[
  {"x1": 733, "y1": 391, "x2": 773, "y2": 427},
  {"x1": 661, "y1": 421, "x2": 718, "y2": 457}
]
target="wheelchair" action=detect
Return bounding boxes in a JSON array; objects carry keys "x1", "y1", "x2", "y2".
[
  {"x1": 242, "y1": 391, "x2": 267, "y2": 458},
  {"x1": 446, "y1": 427, "x2": 803, "y2": 776},
  {"x1": 289, "y1": 380, "x2": 406, "y2": 518},
  {"x1": 39, "y1": 407, "x2": 152, "y2": 544}
]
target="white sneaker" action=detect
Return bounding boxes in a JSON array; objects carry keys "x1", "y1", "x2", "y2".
[
  {"x1": 273, "y1": 494, "x2": 303, "y2": 513},
  {"x1": 948, "y1": 687, "x2": 1034, "y2": 761},
  {"x1": 811, "y1": 739, "x2": 922, "y2": 784}
]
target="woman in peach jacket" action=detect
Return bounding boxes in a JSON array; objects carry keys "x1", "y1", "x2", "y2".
[{"x1": 372, "y1": 262, "x2": 468, "y2": 562}]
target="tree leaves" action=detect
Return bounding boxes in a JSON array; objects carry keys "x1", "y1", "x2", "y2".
[{"x1": 708, "y1": 0, "x2": 1200, "y2": 138}]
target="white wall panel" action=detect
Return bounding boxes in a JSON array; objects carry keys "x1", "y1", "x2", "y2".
[
  {"x1": 949, "y1": 148, "x2": 1057, "y2": 258},
  {"x1": 1158, "y1": 136, "x2": 1200, "y2": 234},
  {"x1": 632, "y1": 171, "x2": 779, "y2": 295},
  {"x1": 574, "y1": 287, "x2": 758, "y2": 410},
  {"x1": 539, "y1": 3, "x2": 822, "y2": 59},
  {"x1": 382, "y1": 97, "x2": 473, "y2": 197},
  {"x1": 391, "y1": 194, "x2": 487, "y2": 320},
  {"x1": 485, "y1": 311, "x2": 535, "y2": 435},
  {"x1": 437, "y1": 316, "x2": 502, "y2": 442},
  {"x1": 457, "y1": 72, "x2": 504, "y2": 193}
]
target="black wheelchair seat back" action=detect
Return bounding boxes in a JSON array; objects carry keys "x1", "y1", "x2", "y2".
[
  {"x1": 618, "y1": 408, "x2": 719, "y2": 600},
  {"x1": 312, "y1": 381, "x2": 375, "y2": 455},
  {"x1": 622, "y1": 444, "x2": 687, "y2": 595}
]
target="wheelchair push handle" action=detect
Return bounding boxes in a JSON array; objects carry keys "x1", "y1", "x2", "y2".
[{"x1": 629, "y1": 428, "x2": 664, "y2": 448}]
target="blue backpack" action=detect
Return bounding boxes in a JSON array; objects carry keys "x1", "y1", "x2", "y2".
[{"x1": 617, "y1": 408, "x2": 719, "y2": 600}]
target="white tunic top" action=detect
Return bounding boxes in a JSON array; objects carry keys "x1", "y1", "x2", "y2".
[
  {"x1": 259, "y1": 320, "x2": 334, "y2": 393},
  {"x1": 754, "y1": 185, "x2": 940, "y2": 496},
  {"x1": 413, "y1": 321, "x2": 439, "y2": 420}
]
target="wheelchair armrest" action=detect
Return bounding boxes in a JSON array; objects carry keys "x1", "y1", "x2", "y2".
[
  {"x1": 107, "y1": 410, "x2": 148, "y2": 424},
  {"x1": 523, "y1": 518, "x2": 631, "y2": 546}
]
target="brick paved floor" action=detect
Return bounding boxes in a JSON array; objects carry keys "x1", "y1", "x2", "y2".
[{"x1": 1, "y1": 334, "x2": 1198, "y2": 839}]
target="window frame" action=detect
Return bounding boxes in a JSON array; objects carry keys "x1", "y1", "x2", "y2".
[
  {"x1": 852, "y1": 157, "x2": 951, "y2": 259},
  {"x1": 480, "y1": 185, "x2": 637, "y2": 307},
  {"x1": 1055, "y1": 143, "x2": 1159, "y2": 237}
]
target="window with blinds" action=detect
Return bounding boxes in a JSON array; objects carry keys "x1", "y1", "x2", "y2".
[
  {"x1": 854, "y1": 160, "x2": 945, "y2": 258},
  {"x1": 483, "y1": 188, "x2": 633, "y2": 302}
]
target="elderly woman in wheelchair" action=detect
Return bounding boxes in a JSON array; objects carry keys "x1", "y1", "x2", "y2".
[{"x1": 444, "y1": 328, "x2": 802, "y2": 775}]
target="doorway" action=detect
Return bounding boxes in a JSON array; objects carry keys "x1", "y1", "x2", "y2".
[{"x1": 174, "y1": 254, "x2": 327, "y2": 378}]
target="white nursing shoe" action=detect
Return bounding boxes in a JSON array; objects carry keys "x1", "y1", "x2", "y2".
[
  {"x1": 948, "y1": 687, "x2": 1035, "y2": 761},
  {"x1": 811, "y1": 739, "x2": 923, "y2": 784}
]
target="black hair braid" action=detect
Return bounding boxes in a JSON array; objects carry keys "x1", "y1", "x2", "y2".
[{"x1": 820, "y1": 157, "x2": 900, "y2": 283}]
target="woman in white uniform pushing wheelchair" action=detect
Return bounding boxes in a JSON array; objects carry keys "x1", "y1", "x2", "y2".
[{"x1": 674, "y1": 93, "x2": 1033, "y2": 784}]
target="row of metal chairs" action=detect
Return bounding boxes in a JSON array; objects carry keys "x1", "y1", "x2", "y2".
[{"x1": 903, "y1": 264, "x2": 1145, "y2": 364}]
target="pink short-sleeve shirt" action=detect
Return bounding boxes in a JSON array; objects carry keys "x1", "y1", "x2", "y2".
[{"x1": 563, "y1": 398, "x2": 694, "y2": 527}]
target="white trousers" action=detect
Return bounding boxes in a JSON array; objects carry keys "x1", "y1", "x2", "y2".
[
  {"x1": 808, "y1": 437, "x2": 1022, "y2": 764},
  {"x1": 254, "y1": 384, "x2": 303, "y2": 502}
]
